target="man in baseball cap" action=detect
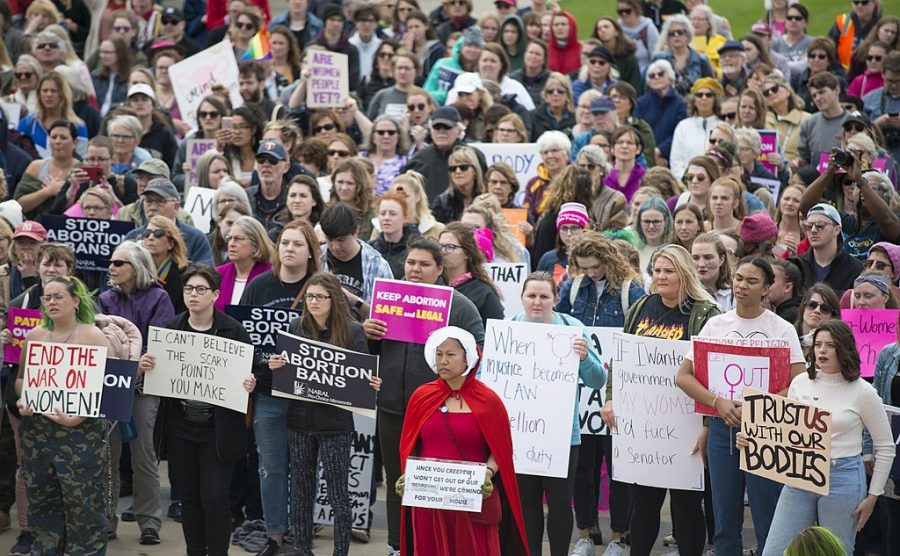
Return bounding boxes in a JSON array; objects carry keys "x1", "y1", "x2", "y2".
[
  {"x1": 247, "y1": 141, "x2": 291, "y2": 231},
  {"x1": 718, "y1": 41, "x2": 748, "y2": 96},
  {"x1": 799, "y1": 202, "x2": 863, "y2": 296},
  {"x1": 158, "y1": 6, "x2": 199, "y2": 56}
]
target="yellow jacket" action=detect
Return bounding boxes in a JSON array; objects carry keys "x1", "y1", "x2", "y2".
[{"x1": 691, "y1": 34, "x2": 727, "y2": 75}]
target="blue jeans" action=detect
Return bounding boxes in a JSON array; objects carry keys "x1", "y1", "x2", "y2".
[
  {"x1": 707, "y1": 418, "x2": 782, "y2": 555},
  {"x1": 762, "y1": 456, "x2": 866, "y2": 556},
  {"x1": 252, "y1": 393, "x2": 290, "y2": 536}
]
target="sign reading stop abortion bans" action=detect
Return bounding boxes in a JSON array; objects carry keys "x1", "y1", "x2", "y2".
[
  {"x1": 402, "y1": 457, "x2": 486, "y2": 513},
  {"x1": 481, "y1": 319, "x2": 580, "y2": 478},
  {"x1": 843, "y1": 309, "x2": 900, "y2": 378},
  {"x1": 692, "y1": 337, "x2": 792, "y2": 416},
  {"x1": 740, "y1": 388, "x2": 831, "y2": 495},
  {"x1": 4, "y1": 307, "x2": 42, "y2": 364},
  {"x1": 144, "y1": 326, "x2": 253, "y2": 413},
  {"x1": 21, "y1": 342, "x2": 108, "y2": 418},
  {"x1": 370, "y1": 279, "x2": 453, "y2": 344},
  {"x1": 271, "y1": 331, "x2": 378, "y2": 418},
  {"x1": 42, "y1": 215, "x2": 135, "y2": 273},
  {"x1": 611, "y1": 333, "x2": 704, "y2": 491},
  {"x1": 225, "y1": 305, "x2": 301, "y2": 366}
]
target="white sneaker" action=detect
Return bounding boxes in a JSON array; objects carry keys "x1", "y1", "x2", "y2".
[
  {"x1": 569, "y1": 538, "x2": 596, "y2": 556},
  {"x1": 388, "y1": 546, "x2": 401, "y2": 556}
]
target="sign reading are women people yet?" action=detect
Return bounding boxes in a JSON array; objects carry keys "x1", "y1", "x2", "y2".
[
  {"x1": 610, "y1": 333, "x2": 704, "y2": 491},
  {"x1": 843, "y1": 309, "x2": 900, "y2": 379},
  {"x1": 370, "y1": 279, "x2": 453, "y2": 344},
  {"x1": 480, "y1": 319, "x2": 581, "y2": 478},
  {"x1": 42, "y1": 215, "x2": 135, "y2": 273},
  {"x1": 143, "y1": 326, "x2": 254, "y2": 413},
  {"x1": 21, "y1": 342, "x2": 109, "y2": 418},
  {"x1": 740, "y1": 388, "x2": 832, "y2": 495},
  {"x1": 306, "y1": 51, "x2": 349, "y2": 109}
]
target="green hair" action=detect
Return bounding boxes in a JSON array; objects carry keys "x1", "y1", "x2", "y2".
[
  {"x1": 602, "y1": 227, "x2": 640, "y2": 247},
  {"x1": 783, "y1": 527, "x2": 846, "y2": 556},
  {"x1": 41, "y1": 276, "x2": 97, "y2": 330}
]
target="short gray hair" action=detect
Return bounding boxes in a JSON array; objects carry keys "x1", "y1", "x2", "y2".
[
  {"x1": 213, "y1": 179, "x2": 252, "y2": 217},
  {"x1": 646, "y1": 59, "x2": 676, "y2": 83},
  {"x1": 576, "y1": 145, "x2": 608, "y2": 169},
  {"x1": 110, "y1": 241, "x2": 158, "y2": 291},
  {"x1": 863, "y1": 171, "x2": 893, "y2": 204},
  {"x1": 108, "y1": 115, "x2": 143, "y2": 141},
  {"x1": 734, "y1": 128, "x2": 762, "y2": 156},
  {"x1": 536, "y1": 130, "x2": 572, "y2": 158},
  {"x1": 32, "y1": 30, "x2": 66, "y2": 55},
  {"x1": 656, "y1": 14, "x2": 692, "y2": 52}
]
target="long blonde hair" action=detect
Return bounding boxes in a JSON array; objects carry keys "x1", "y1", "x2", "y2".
[
  {"x1": 147, "y1": 215, "x2": 189, "y2": 270},
  {"x1": 37, "y1": 71, "x2": 82, "y2": 125},
  {"x1": 650, "y1": 244, "x2": 716, "y2": 305}
]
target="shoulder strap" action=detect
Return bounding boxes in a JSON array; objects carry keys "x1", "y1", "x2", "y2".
[
  {"x1": 623, "y1": 294, "x2": 650, "y2": 334},
  {"x1": 568, "y1": 274, "x2": 584, "y2": 307},
  {"x1": 620, "y1": 279, "x2": 632, "y2": 314}
]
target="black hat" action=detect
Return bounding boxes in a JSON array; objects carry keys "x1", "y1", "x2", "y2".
[
  {"x1": 321, "y1": 3, "x2": 343, "y2": 21},
  {"x1": 431, "y1": 106, "x2": 462, "y2": 125},
  {"x1": 843, "y1": 111, "x2": 871, "y2": 128},
  {"x1": 717, "y1": 40, "x2": 745, "y2": 55},
  {"x1": 161, "y1": 6, "x2": 183, "y2": 21},
  {"x1": 587, "y1": 45, "x2": 616, "y2": 65}
]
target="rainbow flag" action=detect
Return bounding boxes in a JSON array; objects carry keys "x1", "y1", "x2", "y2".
[{"x1": 242, "y1": 27, "x2": 272, "y2": 60}]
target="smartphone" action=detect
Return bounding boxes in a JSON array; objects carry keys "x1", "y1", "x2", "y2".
[
  {"x1": 81, "y1": 165, "x2": 104, "y2": 182},
  {"x1": 222, "y1": 116, "x2": 233, "y2": 130},
  {"x1": 889, "y1": 113, "x2": 900, "y2": 118}
]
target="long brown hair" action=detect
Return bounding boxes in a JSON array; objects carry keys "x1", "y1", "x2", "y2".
[
  {"x1": 807, "y1": 320, "x2": 860, "y2": 382},
  {"x1": 568, "y1": 231, "x2": 640, "y2": 294},
  {"x1": 297, "y1": 272, "x2": 355, "y2": 349},
  {"x1": 273, "y1": 220, "x2": 321, "y2": 277},
  {"x1": 441, "y1": 222, "x2": 502, "y2": 298}
]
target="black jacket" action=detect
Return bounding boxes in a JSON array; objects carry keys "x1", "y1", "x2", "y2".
[
  {"x1": 775, "y1": 296, "x2": 800, "y2": 325},
  {"x1": 403, "y1": 139, "x2": 487, "y2": 203},
  {"x1": 800, "y1": 249, "x2": 864, "y2": 298},
  {"x1": 369, "y1": 224, "x2": 419, "y2": 279},
  {"x1": 316, "y1": 32, "x2": 361, "y2": 94},
  {"x1": 531, "y1": 104, "x2": 576, "y2": 141},
  {"x1": 455, "y1": 276, "x2": 505, "y2": 327},
  {"x1": 140, "y1": 121, "x2": 178, "y2": 169},
  {"x1": 431, "y1": 190, "x2": 470, "y2": 224},
  {"x1": 510, "y1": 68, "x2": 551, "y2": 108}
]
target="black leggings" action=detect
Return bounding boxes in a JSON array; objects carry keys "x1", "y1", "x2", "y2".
[
  {"x1": 517, "y1": 445, "x2": 579, "y2": 556},
  {"x1": 629, "y1": 484, "x2": 706, "y2": 556},
  {"x1": 573, "y1": 434, "x2": 631, "y2": 533}
]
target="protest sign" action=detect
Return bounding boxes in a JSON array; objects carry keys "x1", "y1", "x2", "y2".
[
  {"x1": 144, "y1": 326, "x2": 253, "y2": 413},
  {"x1": 434, "y1": 66, "x2": 463, "y2": 98},
  {"x1": 472, "y1": 143, "x2": 540, "y2": 191},
  {"x1": 98, "y1": 358, "x2": 138, "y2": 421},
  {"x1": 170, "y1": 41, "x2": 243, "y2": 131},
  {"x1": 750, "y1": 176, "x2": 781, "y2": 205},
  {"x1": 2, "y1": 102, "x2": 20, "y2": 129},
  {"x1": 4, "y1": 308, "x2": 42, "y2": 364},
  {"x1": 843, "y1": 309, "x2": 899, "y2": 379},
  {"x1": 502, "y1": 208, "x2": 528, "y2": 246},
  {"x1": 42, "y1": 215, "x2": 135, "y2": 273},
  {"x1": 184, "y1": 186, "x2": 218, "y2": 234},
  {"x1": 817, "y1": 153, "x2": 889, "y2": 174},
  {"x1": 484, "y1": 262, "x2": 526, "y2": 318},
  {"x1": 578, "y1": 327, "x2": 618, "y2": 435},
  {"x1": 314, "y1": 413, "x2": 375, "y2": 529},
  {"x1": 758, "y1": 130, "x2": 778, "y2": 174},
  {"x1": 691, "y1": 337, "x2": 793, "y2": 416},
  {"x1": 886, "y1": 406, "x2": 900, "y2": 483},
  {"x1": 402, "y1": 457, "x2": 486, "y2": 512},
  {"x1": 370, "y1": 279, "x2": 453, "y2": 344},
  {"x1": 225, "y1": 305, "x2": 301, "y2": 366},
  {"x1": 185, "y1": 139, "x2": 217, "y2": 191},
  {"x1": 481, "y1": 319, "x2": 580, "y2": 477},
  {"x1": 21, "y1": 342, "x2": 108, "y2": 418},
  {"x1": 270, "y1": 331, "x2": 378, "y2": 418},
  {"x1": 740, "y1": 388, "x2": 831, "y2": 495},
  {"x1": 611, "y1": 333, "x2": 704, "y2": 490},
  {"x1": 307, "y1": 51, "x2": 349, "y2": 108}
]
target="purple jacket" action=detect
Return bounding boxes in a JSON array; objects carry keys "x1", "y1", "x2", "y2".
[
  {"x1": 214, "y1": 261, "x2": 272, "y2": 312},
  {"x1": 99, "y1": 284, "x2": 176, "y2": 353},
  {"x1": 604, "y1": 164, "x2": 646, "y2": 204}
]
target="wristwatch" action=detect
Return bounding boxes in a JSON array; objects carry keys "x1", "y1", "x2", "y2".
[{"x1": 353, "y1": 299, "x2": 364, "y2": 313}]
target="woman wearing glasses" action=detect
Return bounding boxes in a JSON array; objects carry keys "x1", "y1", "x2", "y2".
[
  {"x1": 220, "y1": 106, "x2": 264, "y2": 187},
  {"x1": 795, "y1": 283, "x2": 841, "y2": 355},
  {"x1": 762, "y1": 75, "x2": 810, "y2": 163},
  {"x1": 531, "y1": 72, "x2": 576, "y2": 141},
  {"x1": 669, "y1": 78, "x2": 722, "y2": 180},
  {"x1": 439, "y1": 222, "x2": 505, "y2": 325},
  {"x1": 172, "y1": 96, "x2": 230, "y2": 191},
  {"x1": 366, "y1": 49, "x2": 420, "y2": 121},
  {"x1": 635, "y1": 197, "x2": 673, "y2": 276},
  {"x1": 360, "y1": 40, "x2": 399, "y2": 112},
  {"x1": 840, "y1": 243, "x2": 900, "y2": 307},
  {"x1": 360, "y1": 116, "x2": 409, "y2": 196},
  {"x1": 213, "y1": 216, "x2": 275, "y2": 312},
  {"x1": 604, "y1": 126, "x2": 646, "y2": 204},
  {"x1": 431, "y1": 146, "x2": 484, "y2": 224},
  {"x1": 141, "y1": 215, "x2": 190, "y2": 314},
  {"x1": 636, "y1": 60, "x2": 686, "y2": 167},
  {"x1": 616, "y1": 0, "x2": 660, "y2": 71},
  {"x1": 650, "y1": 14, "x2": 715, "y2": 97},
  {"x1": 139, "y1": 264, "x2": 257, "y2": 556}
]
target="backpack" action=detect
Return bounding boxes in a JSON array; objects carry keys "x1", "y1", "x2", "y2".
[{"x1": 568, "y1": 275, "x2": 633, "y2": 316}]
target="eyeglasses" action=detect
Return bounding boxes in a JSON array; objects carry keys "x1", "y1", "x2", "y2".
[
  {"x1": 313, "y1": 123, "x2": 336, "y2": 133},
  {"x1": 184, "y1": 285, "x2": 212, "y2": 295},
  {"x1": 377, "y1": 52, "x2": 395, "y2": 59},
  {"x1": 161, "y1": 18, "x2": 179, "y2": 25},
  {"x1": 684, "y1": 173, "x2": 707, "y2": 182},
  {"x1": 852, "y1": 0, "x2": 870, "y2": 5},
  {"x1": 642, "y1": 219, "x2": 664, "y2": 227},
  {"x1": 407, "y1": 103, "x2": 427, "y2": 111},
  {"x1": 305, "y1": 293, "x2": 332, "y2": 302},
  {"x1": 695, "y1": 91, "x2": 715, "y2": 99},
  {"x1": 708, "y1": 138, "x2": 720, "y2": 146},
  {"x1": 559, "y1": 225, "x2": 584, "y2": 235},
  {"x1": 440, "y1": 243, "x2": 461, "y2": 252},
  {"x1": 805, "y1": 300, "x2": 834, "y2": 314},
  {"x1": 235, "y1": 21, "x2": 255, "y2": 30},
  {"x1": 225, "y1": 235, "x2": 250, "y2": 243},
  {"x1": 198, "y1": 110, "x2": 220, "y2": 119},
  {"x1": 36, "y1": 42, "x2": 59, "y2": 50},
  {"x1": 719, "y1": 112, "x2": 736, "y2": 120},
  {"x1": 143, "y1": 197, "x2": 172, "y2": 207},
  {"x1": 763, "y1": 84, "x2": 780, "y2": 96},
  {"x1": 785, "y1": 15, "x2": 804, "y2": 21},
  {"x1": 328, "y1": 149, "x2": 351, "y2": 157},
  {"x1": 112, "y1": 25, "x2": 132, "y2": 32},
  {"x1": 577, "y1": 163, "x2": 597, "y2": 171},
  {"x1": 141, "y1": 228, "x2": 168, "y2": 239},
  {"x1": 647, "y1": 71, "x2": 666, "y2": 79},
  {"x1": 545, "y1": 87, "x2": 567, "y2": 95},
  {"x1": 256, "y1": 157, "x2": 280, "y2": 166},
  {"x1": 865, "y1": 259, "x2": 892, "y2": 271},
  {"x1": 432, "y1": 123, "x2": 453, "y2": 130},
  {"x1": 81, "y1": 203, "x2": 109, "y2": 213},
  {"x1": 844, "y1": 123, "x2": 865, "y2": 133},
  {"x1": 109, "y1": 259, "x2": 132, "y2": 267},
  {"x1": 449, "y1": 0, "x2": 466, "y2": 5},
  {"x1": 803, "y1": 221, "x2": 835, "y2": 232},
  {"x1": 668, "y1": 29, "x2": 687, "y2": 37},
  {"x1": 867, "y1": 55, "x2": 883, "y2": 62},
  {"x1": 40, "y1": 294, "x2": 69, "y2": 304},
  {"x1": 375, "y1": 129, "x2": 398, "y2": 136},
  {"x1": 617, "y1": 8, "x2": 632, "y2": 15},
  {"x1": 588, "y1": 58, "x2": 609, "y2": 66},
  {"x1": 808, "y1": 53, "x2": 828, "y2": 60},
  {"x1": 449, "y1": 164, "x2": 472, "y2": 173},
  {"x1": 14, "y1": 72, "x2": 33, "y2": 79}
]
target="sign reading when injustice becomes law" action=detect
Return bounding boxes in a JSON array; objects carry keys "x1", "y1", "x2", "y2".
[
  {"x1": 21, "y1": 342, "x2": 108, "y2": 418},
  {"x1": 370, "y1": 279, "x2": 453, "y2": 344},
  {"x1": 740, "y1": 388, "x2": 831, "y2": 495},
  {"x1": 402, "y1": 457, "x2": 486, "y2": 513}
]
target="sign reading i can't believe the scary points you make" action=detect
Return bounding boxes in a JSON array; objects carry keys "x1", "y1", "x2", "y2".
[{"x1": 370, "y1": 279, "x2": 453, "y2": 344}]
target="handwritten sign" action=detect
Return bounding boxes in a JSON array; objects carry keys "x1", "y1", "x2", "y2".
[
  {"x1": 502, "y1": 208, "x2": 528, "y2": 246},
  {"x1": 42, "y1": 215, "x2": 135, "y2": 273},
  {"x1": 98, "y1": 358, "x2": 138, "y2": 421},
  {"x1": 484, "y1": 262, "x2": 526, "y2": 318},
  {"x1": 170, "y1": 40, "x2": 243, "y2": 131},
  {"x1": 225, "y1": 305, "x2": 301, "y2": 366},
  {"x1": 472, "y1": 143, "x2": 540, "y2": 192},
  {"x1": 21, "y1": 342, "x2": 108, "y2": 418},
  {"x1": 4, "y1": 307, "x2": 42, "y2": 364},
  {"x1": 314, "y1": 414, "x2": 375, "y2": 529},
  {"x1": 370, "y1": 279, "x2": 453, "y2": 344},
  {"x1": 692, "y1": 337, "x2": 793, "y2": 416},
  {"x1": 183, "y1": 186, "x2": 218, "y2": 234},
  {"x1": 402, "y1": 457, "x2": 486, "y2": 512},
  {"x1": 758, "y1": 130, "x2": 778, "y2": 174},
  {"x1": 611, "y1": 333, "x2": 704, "y2": 490},
  {"x1": 144, "y1": 326, "x2": 253, "y2": 413},
  {"x1": 186, "y1": 139, "x2": 217, "y2": 191},
  {"x1": 481, "y1": 319, "x2": 580, "y2": 477},
  {"x1": 270, "y1": 331, "x2": 378, "y2": 418},
  {"x1": 740, "y1": 388, "x2": 831, "y2": 495},
  {"x1": 307, "y1": 51, "x2": 349, "y2": 108},
  {"x1": 843, "y1": 309, "x2": 899, "y2": 379},
  {"x1": 578, "y1": 327, "x2": 617, "y2": 435}
]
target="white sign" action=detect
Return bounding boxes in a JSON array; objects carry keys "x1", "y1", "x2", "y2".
[
  {"x1": 578, "y1": 327, "x2": 617, "y2": 435},
  {"x1": 184, "y1": 187, "x2": 217, "y2": 234},
  {"x1": 21, "y1": 342, "x2": 108, "y2": 418},
  {"x1": 170, "y1": 41, "x2": 243, "y2": 132},
  {"x1": 481, "y1": 319, "x2": 580, "y2": 478},
  {"x1": 2, "y1": 102, "x2": 21, "y2": 129},
  {"x1": 307, "y1": 51, "x2": 349, "y2": 109},
  {"x1": 401, "y1": 457, "x2": 486, "y2": 512},
  {"x1": 144, "y1": 326, "x2": 254, "y2": 413},
  {"x1": 611, "y1": 333, "x2": 704, "y2": 491},
  {"x1": 186, "y1": 139, "x2": 217, "y2": 191},
  {"x1": 472, "y1": 143, "x2": 541, "y2": 191},
  {"x1": 314, "y1": 413, "x2": 375, "y2": 529},
  {"x1": 484, "y1": 262, "x2": 526, "y2": 318}
]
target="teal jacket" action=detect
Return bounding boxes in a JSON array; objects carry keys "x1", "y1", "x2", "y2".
[{"x1": 423, "y1": 40, "x2": 466, "y2": 105}]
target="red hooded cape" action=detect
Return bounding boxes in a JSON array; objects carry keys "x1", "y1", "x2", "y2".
[
  {"x1": 547, "y1": 11, "x2": 582, "y2": 75},
  {"x1": 399, "y1": 370, "x2": 529, "y2": 556}
]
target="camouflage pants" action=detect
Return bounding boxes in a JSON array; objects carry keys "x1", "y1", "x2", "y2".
[{"x1": 20, "y1": 416, "x2": 108, "y2": 556}]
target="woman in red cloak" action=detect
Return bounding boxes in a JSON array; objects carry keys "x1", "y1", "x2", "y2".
[{"x1": 397, "y1": 326, "x2": 529, "y2": 556}]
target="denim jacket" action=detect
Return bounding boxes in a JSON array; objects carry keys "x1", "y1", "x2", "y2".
[
  {"x1": 555, "y1": 277, "x2": 646, "y2": 328},
  {"x1": 864, "y1": 342, "x2": 900, "y2": 455}
]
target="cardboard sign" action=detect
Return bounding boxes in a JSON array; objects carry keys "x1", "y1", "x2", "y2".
[
  {"x1": 692, "y1": 337, "x2": 793, "y2": 416},
  {"x1": 750, "y1": 176, "x2": 781, "y2": 205},
  {"x1": 98, "y1": 358, "x2": 138, "y2": 421},
  {"x1": 758, "y1": 130, "x2": 778, "y2": 174},
  {"x1": 170, "y1": 41, "x2": 244, "y2": 131},
  {"x1": 314, "y1": 413, "x2": 375, "y2": 529},
  {"x1": 578, "y1": 327, "x2": 617, "y2": 435},
  {"x1": 472, "y1": 143, "x2": 540, "y2": 192},
  {"x1": 184, "y1": 186, "x2": 218, "y2": 234},
  {"x1": 270, "y1": 330, "x2": 378, "y2": 418},
  {"x1": 225, "y1": 305, "x2": 301, "y2": 366},
  {"x1": 502, "y1": 208, "x2": 528, "y2": 246},
  {"x1": 401, "y1": 457, "x2": 486, "y2": 512},
  {"x1": 42, "y1": 215, "x2": 135, "y2": 273},
  {"x1": 185, "y1": 139, "x2": 217, "y2": 191},
  {"x1": 2, "y1": 102, "x2": 21, "y2": 129},
  {"x1": 370, "y1": 279, "x2": 453, "y2": 344},
  {"x1": 4, "y1": 307, "x2": 42, "y2": 364},
  {"x1": 481, "y1": 319, "x2": 580, "y2": 478},
  {"x1": 21, "y1": 342, "x2": 108, "y2": 418},
  {"x1": 843, "y1": 309, "x2": 900, "y2": 379},
  {"x1": 740, "y1": 388, "x2": 831, "y2": 495},
  {"x1": 611, "y1": 333, "x2": 704, "y2": 491},
  {"x1": 306, "y1": 51, "x2": 349, "y2": 108},
  {"x1": 144, "y1": 326, "x2": 253, "y2": 413},
  {"x1": 484, "y1": 262, "x2": 526, "y2": 318}
]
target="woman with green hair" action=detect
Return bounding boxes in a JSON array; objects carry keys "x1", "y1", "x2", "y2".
[{"x1": 784, "y1": 526, "x2": 850, "y2": 556}]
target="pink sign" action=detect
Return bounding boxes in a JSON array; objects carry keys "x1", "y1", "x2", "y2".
[
  {"x1": 817, "y1": 153, "x2": 888, "y2": 174},
  {"x1": 843, "y1": 309, "x2": 900, "y2": 378},
  {"x1": 4, "y1": 307, "x2": 43, "y2": 364},
  {"x1": 370, "y1": 279, "x2": 453, "y2": 344},
  {"x1": 758, "y1": 130, "x2": 777, "y2": 174}
]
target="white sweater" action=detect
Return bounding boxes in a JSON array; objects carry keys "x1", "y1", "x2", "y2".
[
  {"x1": 789, "y1": 371, "x2": 896, "y2": 496},
  {"x1": 669, "y1": 115, "x2": 720, "y2": 180}
]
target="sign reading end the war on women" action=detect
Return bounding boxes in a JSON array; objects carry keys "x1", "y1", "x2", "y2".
[
  {"x1": 270, "y1": 330, "x2": 379, "y2": 419},
  {"x1": 170, "y1": 40, "x2": 243, "y2": 131},
  {"x1": 21, "y1": 342, "x2": 108, "y2": 418},
  {"x1": 480, "y1": 319, "x2": 580, "y2": 478},
  {"x1": 402, "y1": 457, "x2": 486, "y2": 513},
  {"x1": 225, "y1": 305, "x2": 301, "y2": 366},
  {"x1": 370, "y1": 279, "x2": 453, "y2": 344},
  {"x1": 843, "y1": 309, "x2": 900, "y2": 379},
  {"x1": 306, "y1": 50, "x2": 349, "y2": 109},
  {"x1": 42, "y1": 215, "x2": 135, "y2": 273},
  {"x1": 4, "y1": 307, "x2": 42, "y2": 364},
  {"x1": 691, "y1": 337, "x2": 793, "y2": 416},
  {"x1": 144, "y1": 326, "x2": 253, "y2": 413},
  {"x1": 611, "y1": 333, "x2": 704, "y2": 491},
  {"x1": 740, "y1": 388, "x2": 831, "y2": 495}
]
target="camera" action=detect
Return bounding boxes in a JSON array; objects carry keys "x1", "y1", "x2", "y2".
[{"x1": 830, "y1": 150, "x2": 854, "y2": 167}]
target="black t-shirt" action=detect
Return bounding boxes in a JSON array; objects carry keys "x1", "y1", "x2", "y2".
[
  {"x1": 328, "y1": 249, "x2": 364, "y2": 299},
  {"x1": 628, "y1": 293, "x2": 693, "y2": 341},
  {"x1": 238, "y1": 271, "x2": 309, "y2": 309}
]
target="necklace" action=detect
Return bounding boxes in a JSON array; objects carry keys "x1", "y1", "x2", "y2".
[{"x1": 50, "y1": 324, "x2": 78, "y2": 344}]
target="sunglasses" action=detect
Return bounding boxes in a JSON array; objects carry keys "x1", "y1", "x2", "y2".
[
  {"x1": 668, "y1": 29, "x2": 687, "y2": 37},
  {"x1": 865, "y1": 259, "x2": 892, "y2": 271},
  {"x1": 14, "y1": 72, "x2": 33, "y2": 80},
  {"x1": 763, "y1": 84, "x2": 780, "y2": 96},
  {"x1": 545, "y1": 87, "x2": 567, "y2": 95},
  {"x1": 235, "y1": 21, "x2": 255, "y2": 30},
  {"x1": 328, "y1": 149, "x2": 351, "y2": 157},
  {"x1": 161, "y1": 18, "x2": 179, "y2": 25},
  {"x1": 109, "y1": 259, "x2": 131, "y2": 267},
  {"x1": 805, "y1": 300, "x2": 834, "y2": 315},
  {"x1": 313, "y1": 123, "x2": 337, "y2": 133},
  {"x1": 786, "y1": 14, "x2": 804, "y2": 21},
  {"x1": 256, "y1": 157, "x2": 280, "y2": 166},
  {"x1": 852, "y1": 0, "x2": 870, "y2": 5},
  {"x1": 141, "y1": 228, "x2": 168, "y2": 239},
  {"x1": 36, "y1": 42, "x2": 59, "y2": 50},
  {"x1": 112, "y1": 25, "x2": 132, "y2": 32},
  {"x1": 684, "y1": 173, "x2": 707, "y2": 182},
  {"x1": 432, "y1": 123, "x2": 453, "y2": 130},
  {"x1": 577, "y1": 163, "x2": 597, "y2": 171},
  {"x1": 198, "y1": 110, "x2": 220, "y2": 119},
  {"x1": 719, "y1": 112, "x2": 736, "y2": 120},
  {"x1": 647, "y1": 71, "x2": 666, "y2": 79},
  {"x1": 804, "y1": 221, "x2": 834, "y2": 232},
  {"x1": 867, "y1": 55, "x2": 883, "y2": 62},
  {"x1": 407, "y1": 103, "x2": 427, "y2": 111},
  {"x1": 617, "y1": 8, "x2": 632, "y2": 15},
  {"x1": 695, "y1": 91, "x2": 715, "y2": 98},
  {"x1": 844, "y1": 123, "x2": 865, "y2": 133},
  {"x1": 449, "y1": 164, "x2": 472, "y2": 173},
  {"x1": 808, "y1": 53, "x2": 828, "y2": 60},
  {"x1": 378, "y1": 51, "x2": 395, "y2": 58},
  {"x1": 375, "y1": 129, "x2": 398, "y2": 136},
  {"x1": 588, "y1": 58, "x2": 609, "y2": 66}
]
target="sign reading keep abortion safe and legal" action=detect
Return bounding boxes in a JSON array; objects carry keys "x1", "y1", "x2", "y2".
[{"x1": 370, "y1": 279, "x2": 453, "y2": 344}]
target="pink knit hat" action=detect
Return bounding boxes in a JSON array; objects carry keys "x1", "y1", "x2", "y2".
[
  {"x1": 556, "y1": 202, "x2": 590, "y2": 231},
  {"x1": 739, "y1": 212, "x2": 778, "y2": 245}
]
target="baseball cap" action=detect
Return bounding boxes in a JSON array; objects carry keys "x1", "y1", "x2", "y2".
[
  {"x1": 162, "y1": 6, "x2": 183, "y2": 20},
  {"x1": 843, "y1": 111, "x2": 871, "y2": 128},
  {"x1": 127, "y1": 83, "x2": 156, "y2": 101},
  {"x1": 0, "y1": 200, "x2": 24, "y2": 229},
  {"x1": 806, "y1": 203, "x2": 841, "y2": 226},
  {"x1": 454, "y1": 72, "x2": 483, "y2": 94},
  {"x1": 431, "y1": 106, "x2": 462, "y2": 126},
  {"x1": 133, "y1": 159, "x2": 171, "y2": 179},
  {"x1": 589, "y1": 96, "x2": 616, "y2": 113},
  {"x1": 750, "y1": 22, "x2": 771, "y2": 36},
  {"x1": 718, "y1": 40, "x2": 746, "y2": 55},
  {"x1": 143, "y1": 179, "x2": 179, "y2": 200},
  {"x1": 256, "y1": 140, "x2": 288, "y2": 161},
  {"x1": 13, "y1": 221, "x2": 47, "y2": 242}
]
